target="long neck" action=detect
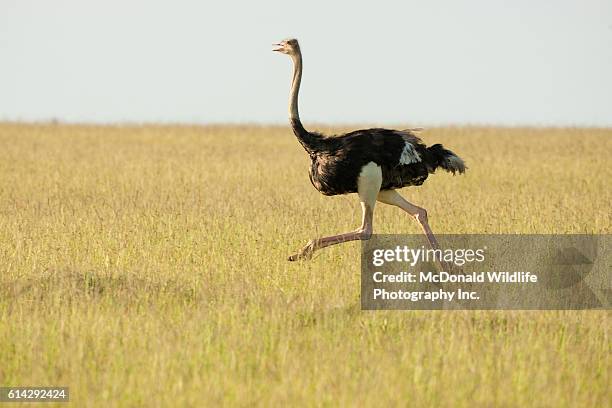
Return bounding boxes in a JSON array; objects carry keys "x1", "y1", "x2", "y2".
[
  {"x1": 289, "y1": 52, "x2": 302, "y2": 122},
  {"x1": 288, "y1": 50, "x2": 319, "y2": 155}
]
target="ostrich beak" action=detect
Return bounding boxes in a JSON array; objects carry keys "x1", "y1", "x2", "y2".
[{"x1": 272, "y1": 43, "x2": 284, "y2": 52}]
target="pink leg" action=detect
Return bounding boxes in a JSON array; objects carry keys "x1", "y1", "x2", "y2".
[
  {"x1": 377, "y1": 190, "x2": 450, "y2": 271},
  {"x1": 288, "y1": 201, "x2": 374, "y2": 261},
  {"x1": 377, "y1": 190, "x2": 439, "y2": 249},
  {"x1": 289, "y1": 162, "x2": 382, "y2": 261}
]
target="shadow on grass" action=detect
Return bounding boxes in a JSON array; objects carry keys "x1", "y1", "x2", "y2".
[{"x1": 0, "y1": 269, "x2": 202, "y2": 306}]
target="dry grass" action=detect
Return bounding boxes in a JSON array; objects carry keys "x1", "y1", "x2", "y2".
[{"x1": 0, "y1": 122, "x2": 610, "y2": 407}]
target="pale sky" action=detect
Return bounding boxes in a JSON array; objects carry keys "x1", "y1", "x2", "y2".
[{"x1": 1, "y1": 0, "x2": 611, "y2": 126}]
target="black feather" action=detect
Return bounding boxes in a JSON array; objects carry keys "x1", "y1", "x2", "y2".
[{"x1": 300, "y1": 128, "x2": 466, "y2": 196}]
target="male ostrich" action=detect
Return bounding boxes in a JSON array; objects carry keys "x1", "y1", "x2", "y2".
[{"x1": 273, "y1": 38, "x2": 465, "y2": 261}]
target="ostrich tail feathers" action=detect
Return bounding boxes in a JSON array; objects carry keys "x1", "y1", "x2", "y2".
[{"x1": 426, "y1": 144, "x2": 466, "y2": 175}]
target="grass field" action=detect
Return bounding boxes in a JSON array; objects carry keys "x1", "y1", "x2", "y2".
[{"x1": 0, "y1": 122, "x2": 610, "y2": 407}]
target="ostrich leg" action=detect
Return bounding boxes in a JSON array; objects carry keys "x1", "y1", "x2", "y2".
[
  {"x1": 376, "y1": 190, "x2": 439, "y2": 248},
  {"x1": 288, "y1": 163, "x2": 382, "y2": 261},
  {"x1": 376, "y1": 190, "x2": 450, "y2": 271}
]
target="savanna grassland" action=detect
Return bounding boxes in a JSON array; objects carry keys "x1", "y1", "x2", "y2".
[{"x1": 0, "y1": 123, "x2": 610, "y2": 407}]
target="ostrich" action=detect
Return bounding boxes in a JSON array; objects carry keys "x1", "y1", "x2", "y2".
[{"x1": 273, "y1": 38, "x2": 465, "y2": 262}]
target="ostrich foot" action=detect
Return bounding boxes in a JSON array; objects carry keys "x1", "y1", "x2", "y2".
[{"x1": 288, "y1": 240, "x2": 317, "y2": 261}]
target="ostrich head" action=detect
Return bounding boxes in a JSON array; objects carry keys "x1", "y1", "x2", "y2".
[{"x1": 273, "y1": 38, "x2": 300, "y2": 56}]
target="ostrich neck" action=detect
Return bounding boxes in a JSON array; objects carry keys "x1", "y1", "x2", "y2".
[
  {"x1": 289, "y1": 52, "x2": 303, "y2": 123},
  {"x1": 287, "y1": 50, "x2": 321, "y2": 155}
]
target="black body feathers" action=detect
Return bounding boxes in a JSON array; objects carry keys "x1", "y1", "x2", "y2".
[{"x1": 292, "y1": 123, "x2": 466, "y2": 196}]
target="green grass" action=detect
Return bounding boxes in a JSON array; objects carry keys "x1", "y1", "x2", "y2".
[{"x1": 0, "y1": 123, "x2": 610, "y2": 407}]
